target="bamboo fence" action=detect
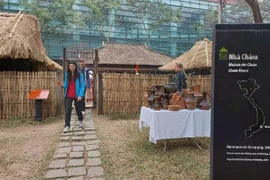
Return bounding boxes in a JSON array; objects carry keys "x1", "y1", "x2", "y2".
[
  {"x1": 0, "y1": 71, "x2": 64, "y2": 119},
  {"x1": 101, "y1": 73, "x2": 212, "y2": 114},
  {"x1": 102, "y1": 73, "x2": 169, "y2": 114},
  {"x1": 187, "y1": 75, "x2": 211, "y2": 92}
]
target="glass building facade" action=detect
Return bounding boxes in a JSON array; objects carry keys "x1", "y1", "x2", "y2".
[{"x1": 1, "y1": 0, "x2": 236, "y2": 63}]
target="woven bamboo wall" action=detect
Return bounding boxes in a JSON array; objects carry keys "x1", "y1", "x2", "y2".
[
  {"x1": 186, "y1": 75, "x2": 212, "y2": 92},
  {"x1": 0, "y1": 71, "x2": 64, "y2": 119},
  {"x1": 102, "y1": 73, "x2": 169, "y2": 114}
]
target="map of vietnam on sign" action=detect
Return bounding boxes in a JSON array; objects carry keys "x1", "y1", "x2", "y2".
[{"x1": 237, "y1": 78, "x2": 266, "y2": 139}]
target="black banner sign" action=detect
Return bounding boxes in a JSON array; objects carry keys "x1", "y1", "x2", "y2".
[{"x1": 211, "y1": 24, "x2": 270, "y2": 180}]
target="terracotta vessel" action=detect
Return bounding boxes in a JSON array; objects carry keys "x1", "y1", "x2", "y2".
[
  {"x1": 194, "y1": 85, "x2": 201, "y2": 93},
  {"x1": 147, "y1": 86, "x2": 156, "y2": 108},
  {"x1": 154, "y1": 85, "x2": 164, "y2": 96},
  {"x1": 163, "y1": 83, "x2": 177, "y2": 94},
  {"x1": 185, "y1": 92, "x2": 197, "y2": 110},
  {"x1": 143, "y1": 93, "x2": 149, "y2": 107},
  {"x1": 169, "y1": 93, "x2": 185, "y2": 109},
  {"x1": 194, "y1": 93, "x2": 203, "y2": 107},
  {"x1": 182, "y1": 89, "x2": 189, "y2": 97},
  {"x1": 198, "y1": 92, "x2": 211, "y2": 110},
  {"x1": 190, "y1": 86, "x2": 195, "y2": 92},
  {"x1": 162, "y1": 98, "x2": 168, "y2": 110},
  {"x1": 153, "y1": 96, "x2": 161, "y2": 111}
]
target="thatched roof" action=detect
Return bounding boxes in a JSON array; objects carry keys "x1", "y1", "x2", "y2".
[
  {"x1": 94, "y1": 43, "x2": 174, "y2": 66},
  {"x1": 159, "y1": 38, "x2": 212, "y2": 71},
  {"x1": 0, "y1": 12, "x2": 62, "y2": 71}
]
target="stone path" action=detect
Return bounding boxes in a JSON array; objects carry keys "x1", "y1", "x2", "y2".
[{"x1": 45, "y1": 109, "x2": 105, "y2": 180}]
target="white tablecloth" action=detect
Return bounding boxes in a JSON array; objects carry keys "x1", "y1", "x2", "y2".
[{"x1": 139, "y1": 107, "x2": 211, "y2": 144}]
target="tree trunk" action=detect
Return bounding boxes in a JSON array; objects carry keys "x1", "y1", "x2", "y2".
[{"x1": 245, "y1": 0, "x2": 263, "y2": 23}]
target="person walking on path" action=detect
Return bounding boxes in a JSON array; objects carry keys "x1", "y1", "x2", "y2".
[
  {"x1": 60, "y1": 61, "x2": 85, "y2": 132},
  {"x1": 78, "y1": 58, "x2": 91, "y2": 116}
]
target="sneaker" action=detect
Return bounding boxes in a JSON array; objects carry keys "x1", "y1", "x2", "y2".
[
  {"x1": 63, "y1": 126, "x2": 69, "y2": 133},
  {"x1": 79, "y1": 121, "x2": 83, "y2": 128},
  {"x1": 82, "y1": 111, "x2": 85, "y2": 115}
]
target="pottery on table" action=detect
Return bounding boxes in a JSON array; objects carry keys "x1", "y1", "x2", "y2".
[
  {"x1": 147, "y1": 86, "x2": 156, "y2": 108},
  {"x1": 153, "y1": 96, "x2": 162, "y2": 111},
  {"x1": 162, "y1": 98, "x2": 168, "y2": 110},
  {"x1": 143, "y1": 93, "x2": 149, "y2": 107},
  {"x1": 182, "y1": 89, "x2": 189, "y2": 97},
  {"x1": 198, "y1": 91, "x2": 211, "y2": 110},
  {"x1": 185, "y1": 92, "x2": 197, "y2": 110},
  {"x1": 163, "y1": 83, "x2": 177, "y2": 94},
  {"x1": 169, "y1": 93, "x2": 185, "y2": 109}
]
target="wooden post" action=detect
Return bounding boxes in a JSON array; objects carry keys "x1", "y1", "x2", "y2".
[
  {"x1": 63, "y1": 48, "x2": 67, "y2": 74},
  {"x1": 55, "y1": 71, "x2": 63, "y2": 116},
  {"x1": 168, "y1": 74, "x2": 174, "y2": 83},
  {"x1": 97, "y1": 73, "x2": 103, "y2": 115},
  {"x1": 93, "y1": 49, "x2": 99, "y2": 109}
]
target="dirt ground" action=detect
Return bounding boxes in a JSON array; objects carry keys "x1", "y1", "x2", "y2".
[{"x1": 0, "y1": 121, "x2": 63, "y2": 180}]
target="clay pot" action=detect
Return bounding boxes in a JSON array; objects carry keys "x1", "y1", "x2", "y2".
[
  {"x1": 194, "y1": 93, "x2": 203, "y2": 107},
  {"x1": 198, "y1": 92, "x2": 211, "y2": 110},
  {"x1": 143, "y1": 93, "x2": 149, "y2": 107},
  {"x1": 185, "y1": 93, "x2": 197, "y2": 110},
  {"x1": 163, "y1": 83, "x2": 177, "y2": 94},
  {"x1": 153, "y1": 96, "x2": 161, "y2": 111},
  {"x1": 162, "y1": 98, "x2": 168, "y2": 110},
  {"x1": 169, "y1": 93, "x2": 185, "y2": 109},
  {"x1": 190, "y1": 86, "x2": 195, "y2": 92},
  {"x1": 182, "y1": 89, "x2": 189, "y2": 97},
  {"x1": 194, "y1": 85, "x2": 201, "y2": 93},
  {"x1": 147, "y1": 86, "x2": 156, "y2": 108}
]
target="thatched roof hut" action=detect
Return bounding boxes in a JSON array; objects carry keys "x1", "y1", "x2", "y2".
[
  {"x1": 158, "y1": 38, "x2": 212, "y2": 73},
  {"x1": 0, "y1": 12, "x2": 62, "y2": 71},
  {"x1": 86, "y1": 43, "x2": 174, "y2": 72}
]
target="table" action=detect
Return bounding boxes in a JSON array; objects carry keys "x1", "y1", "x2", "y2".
[{"x1": 139, "y1": 107, "x2": 211, "y2": 150}]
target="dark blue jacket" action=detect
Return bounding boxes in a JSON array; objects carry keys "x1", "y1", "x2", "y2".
[
  {"x1": 174, "y1": 71, "x2": 187, "y2": 91},
  {"x1": 78, "y1": 67, "x2": 91, "y2": 89},
  {"x1": 63, "y1": 72, "x2": 85, "y2": 98}
]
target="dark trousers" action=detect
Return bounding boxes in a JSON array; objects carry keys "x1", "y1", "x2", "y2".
[
  {"x1": 81, "y1": 89, "x2": 86, "y2": 112},
  {"x1": 65, "y1": 97, "x2": 83, "y2": 127}
]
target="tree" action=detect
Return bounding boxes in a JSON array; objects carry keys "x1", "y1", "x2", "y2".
[
  {"x1": 83, "y1": 0, "x2": 121, "y2": 42},
  {"x1": 126, "y1": 0, "x2": 182, "y2": 48},
  {"x1": 0, "y1": 0, "x2": 5, "y2": 8},
  {"x1": 229, "y1": 0, "x2": 253, "y2": 23},
  {"x1": 244, "y1": 0, "x2": 263, "y2": 22},
  {"x1": 21, "y1": 0, "x2": 84, "y2": 42}
]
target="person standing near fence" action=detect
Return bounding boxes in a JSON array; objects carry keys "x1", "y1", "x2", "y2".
[
  {"x1": 78, "y1": 58, "x2": 91, "y2": 116},
  {"x1": 173, "y1": 63, "x2": 187, "y2": 94},
  {"x1": 59, "y1": 61, "x2": 85, "y2": 132}
]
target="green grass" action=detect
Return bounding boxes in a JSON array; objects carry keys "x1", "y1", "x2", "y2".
[
  {"x1": 0, "y1": 116, "x2": 63, "y2": 129},
  {"x1": 94, "y1": 115, "x2": 210, "y2": 180}
]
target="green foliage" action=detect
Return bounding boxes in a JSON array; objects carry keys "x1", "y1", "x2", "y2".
[
  {"x1": 0, "y1": 0, "x2": 5, "y2": 8},
  {"x1": 126, "y1": 0, "x2": 182, "y2": 47},
  {"x1": 20, "y1": 0, "x2": 84, "y2": 42},
  {"x1": 83, "y1": 0, "x2": 121, "y2": 42}
]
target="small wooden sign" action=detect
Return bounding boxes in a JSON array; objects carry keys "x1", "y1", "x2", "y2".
[{"x1": 28, "y1": 90, "x2": 49, "y2": 100}]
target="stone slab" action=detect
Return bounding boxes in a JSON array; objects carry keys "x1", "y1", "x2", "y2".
[
  {"x1": 86, "y1": 131, "x2": 96, "y2": 135},
  {"x1": 86, "y1": 144, "x2": 99, "y2": 151},
  {"x1": 61, "y1": 132, "x2": 73, "y2": 136},
  {"x1": 87, "y1": 140, "x2": 100, "y2": 145},
  {"x1": 74, "y1": 131, "x2": 86, "y2": 136},
  {"x1": 58, "y1": 147, "x2": 71, "y2": 154},
  {"x1": 88, "y1": 151, "x2": 101, "y2": 157},
  {"x1": 87, "y1": 167, "x2": 104, "y2": 178},
  {"x1": 48, "y1": 159, "x2": 67, "y2": 169},
  {"x1": 60, "y1": 136, "x2": 70, "y2": 141},
  {"x1": 86, "y1": 158, "x2": 102, "y2": 166},
  {"x1": 54, "y1": 153, "x2": 68, "y2": 159},
  {"x1": 45, "y1": 169, "x2": 67, "y2": 179},
  {"x1": 90, "y1": 178, "x2": 105, "y2": 180},
  {"x1": 67, "y1": 176, "x2": 84, "y2": 180},
  {"x1": 70, "y1": 152, "x2": 83, "y2": 158},
  {"x1": 71, "y1": 136, "x2": 83, "y2": 141},
  {"x1": 68, "y1": 167, "x2": 86, "y2": 177},
  {"x1": 73, "y1": 146, "x2": 84, "y2": 152},
  {"x1": 84, "y1": 135, "x2": 97, "y2": 140},
  {"x1": 59, "y1": 142, "x2": 71, "y2": 147},
  {"x1": 72, "y1": 142, "x2": 85, "y2": 146},
  {"x1": 68, "y1": 159, "x2": 84, "y2": 167}
]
